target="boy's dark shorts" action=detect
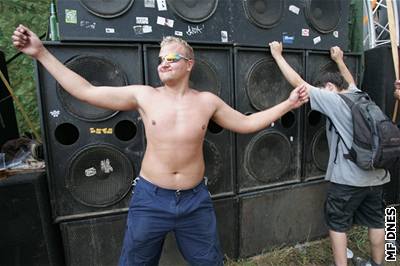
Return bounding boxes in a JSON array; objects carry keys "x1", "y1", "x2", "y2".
[{"x1": 324, "y1": 182, "x2": 385, "y2": 232}]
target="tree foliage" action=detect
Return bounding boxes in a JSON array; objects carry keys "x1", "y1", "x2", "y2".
[{"x1": 0, "y1": 0, "x2": 51, "y2": 137}]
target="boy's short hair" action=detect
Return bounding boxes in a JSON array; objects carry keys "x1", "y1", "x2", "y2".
[
  {"x1": 160, "y1": 36, "x2": 194, "y2": 59},
  {"x1": 314, "y1": 72, "x2": 349, "y2": 91}
]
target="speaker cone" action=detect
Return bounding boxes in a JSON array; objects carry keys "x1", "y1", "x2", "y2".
[
  {"x1": 58, "y1": 55, "x2": 128, "y2": 122},
  {"x1": 203, "y1": 139, "x2": 222, "y2": 188},
  {"x1": 246, "y1": 57, "x2": 291, "y2": 110},
  {"x1": 189, "y1": 58, "x2": 221, "y2": 96},
  {"x1": 305, "y1": 0, "x2": 341, "y2": 33},
  {"x1": 66, "y1": 145, "x2": 134, "y2": 207},
  {"x1": 167, "y1": 0, "x2": 218, "y2": 23},
  {"x1": 244, "y1": 131, "x2": 291, "y2": 183},
  {"x1": 311, "y1": 127, "x2": 329, "y2": 171},
  {"x1": 243, "y1": 0, "x2": 285, "y2": 29},
  {"x1": 79, "y1": 0, "x2": 135, "y2": 18}
]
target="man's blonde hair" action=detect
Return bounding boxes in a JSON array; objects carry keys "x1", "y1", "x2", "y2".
[{"x1": 160, "y1": 36, "x2": 194, "y2": 59}]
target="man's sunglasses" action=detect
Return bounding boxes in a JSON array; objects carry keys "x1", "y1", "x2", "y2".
[{"x1": 158, "y1": 53, "x2": 190, "y2": 64}]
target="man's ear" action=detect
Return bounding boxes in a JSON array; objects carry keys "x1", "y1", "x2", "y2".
[
  {"x1": 325, "y1": 82, "x2": 337, "y2": 92},
  {"x1": 187, "y1": 59, "x2": 194, "y2": 72}
]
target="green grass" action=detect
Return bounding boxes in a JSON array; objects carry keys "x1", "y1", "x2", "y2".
[{"x1": 226, "y1": 225, "x2": 400, "y2": 266}]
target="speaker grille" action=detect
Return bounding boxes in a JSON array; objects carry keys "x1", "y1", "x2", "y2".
[
  {"x1": 244, "y1": 131, "x2": 291, "y2": 183},
  {"x1": 79, "y1": 0, "x2": 135, "y2": 18},
  {"x1": 66, "y1": 145, "x2": 134, "y2": 207},
  {"x1": 243, "y1": 0, "x2": 284, "y2": 29},
  {"x1": 189, "y1": 58, "x2": 221, "y2": 95},
  {"x1": 167, "y1": 0, "x2": 218, "y2": 23},
  {"x1": 203, "y1": 138, "x2": 222, "y2": 188},
  {"x1": 58, "y1": 55, "x2": 127, "y2": 122},
  {"x1": 246, "y1": 57, "x2": 292, "y2": 110},
  {"x1": 305, "y1": 0, "x2": 341, "y2": 33},
  {"x1": 311, "y1": 127, "x2": 329, "y2": 171}
]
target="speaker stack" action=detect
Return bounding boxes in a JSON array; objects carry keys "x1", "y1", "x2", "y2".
[{"x1": 31, "y1": 0, "x2": 358, "y2": 264}]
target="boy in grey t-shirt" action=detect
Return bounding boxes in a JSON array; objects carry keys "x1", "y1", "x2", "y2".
[{"x1": 270, "y1": 42, "x2": 390, "y2": 266}]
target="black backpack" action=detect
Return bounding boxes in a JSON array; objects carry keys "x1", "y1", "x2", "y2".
[{"x1": 332, "y1": 91, "x2": 400, "y2": 170}]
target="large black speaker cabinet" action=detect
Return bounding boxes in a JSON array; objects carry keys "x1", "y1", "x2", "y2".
[
  {"x1": 362, "y1": 45, "x2": 399, "y2": 119},
  {"x1": 234, "y1": 47, "x2": 304, "y2": 192},
  {"x1": 35, "y1": 42, "x2": 145, "y2": 222},
  {"x1": 0, "y1": 50, "x2": 19, "y2": 148},
  {"x1": 302, "y1": 51, "x2": 361, "y2": 180},
  {"x1": 57, "y1": 0, "x2": 231, "y2": 44},
  {"x1": 239, "y1": 181, "x2": 328, "y2": 258},
  {"x1": 144, "y1": 44, "x2": 235, "y2": 197},
  {"x1": 60, "y1": 197, "x2": 238, "y2": 266},
  {"x1": 231, "y1": 0, "x2": 350, "y2": 50},
  {"x1": 0, "y1": 171, "x2": 64, "y2": 266}
]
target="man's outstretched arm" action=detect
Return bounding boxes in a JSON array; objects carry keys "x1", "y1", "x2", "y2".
[
  {"x1": 211, "y1": 84, "x2": 308, "y2": 134},
  {"x1": 330, "y1": 46, "x2": 355, "y2": 87},
  {"x1": 269, "y1": 41, "x2": 310, "y2": 89},
  {"x1": 12, "y1": 24, "x2": 149, "y2": 111}
]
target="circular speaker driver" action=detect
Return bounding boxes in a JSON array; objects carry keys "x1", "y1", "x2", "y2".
[
  {"x1": 189, "y1": 58, "x2": 221, "y2": 96},
  {"x1": 246, "y1": 57, "x2": 291, "y2": 110},
  {"x1": 66, "y1": 145, "x2": 134, "y2": 207},
  {"x1": 244, "y1": 131, "x2": 291, "y2": 183},
  {"x1": 58, "y1": 55, "x2": 128, "y2": 122},
  {"x1": 167, "y1": 0, "x2": 218, "y2": 23},
  {"x1": 80, "y1": 0, "x2": 135, "y2": 18},
  {"x1": 305, "y1": 0, "x2": 341, "y2": 33},
  {"x1": 243, "y1": 0, "x2": 285, "y2": 29},
  {"x1": 311, "y1": 127, "x2": 329, "y2": 171}
]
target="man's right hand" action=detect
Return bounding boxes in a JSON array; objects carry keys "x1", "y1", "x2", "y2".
[
  {"x1": 12, "y1": 24, "x2": 45, "y2": 58},
  {"x1": 269, "y1": 41, "x2": 283, "y2": 58},
  {"x1": 330, "y1": 46, "x2": 343, "y2": 63}
]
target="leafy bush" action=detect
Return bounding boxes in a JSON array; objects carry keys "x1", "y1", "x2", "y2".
[{"x1": 0, "y1": 0, "x2": 51, "y2": 138}]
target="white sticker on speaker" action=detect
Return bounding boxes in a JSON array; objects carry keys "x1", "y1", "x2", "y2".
[
  {"x1": 333, "y1": 31, "x2": 339, "y2": 38},
  {"x1": 101, "y1": 159, "x2": 113, "y2": 174},
  {"x1": 302, "y1": 28, "x2": 309, "y2": 37},
  {"x1": 136, "y1": 17, "x2": 149, "y2": 24},
  {"x1": 49, "y1": 110, "x2": 60, "y2": 118},
  {"x1": 80, "y1": 21, "x2": 96, "y2": 29},
  {"x1": 289, "y1": 5, "x2": 300, "y2": 15},
  {"x1": 157, "y1": 16, "x2": 174, "y2": 28},
  {"x1": 221, "y1": 31, "x2": 228, "y2": 42},
  {"x1": 157, "y1": 0, "x2": 167, "y2": 11},
  {"x1": 133, "y1": 25, "x2": 152, "y2": 34},
  {"x1": 313, "y1": 36, "x2": 321, "y2": 44},
  {"x1": 175, "y1": 30, "x2": 183, "y2": 36},
  {"x1": 65, "y1": 9, "x2": 77, "y2": 24},
  {"x1": 144, "y1": 0, "x2": 155, "y2": 8},
  {"x1": 105, "y1": 28, "x2": 115, "y2": 34},
  {"x1": 290, "y1": 136, "x2": 294, "y2": 142},
  {"x1": 85, "y1": 167, "x2": 97, "y2": 177},
  {"x1": 142, "y1": 25, "x2": 152, "y2": 33}
]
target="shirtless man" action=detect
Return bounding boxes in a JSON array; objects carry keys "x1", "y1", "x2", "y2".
[{"x1": 12, "y1": 25, "x2": 308, "y2": 266}]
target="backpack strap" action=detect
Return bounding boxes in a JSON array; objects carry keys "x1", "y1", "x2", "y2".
[{"x1": 326, "y1": 117, "x2": 350, "y2": 164}]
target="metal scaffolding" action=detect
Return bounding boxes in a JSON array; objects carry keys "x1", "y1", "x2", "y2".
[{"x1": 364, "y1": 0, "x2": 399, "y2": 49}]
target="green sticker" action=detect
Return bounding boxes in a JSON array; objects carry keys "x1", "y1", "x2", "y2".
[{"x1": 65, "y1": 9, "x2": 77, "y2": 24}]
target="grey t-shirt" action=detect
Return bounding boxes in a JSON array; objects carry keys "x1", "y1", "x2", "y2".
[{"x1": 309, "y1": 84, "x2": 390, "y2": 186}]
